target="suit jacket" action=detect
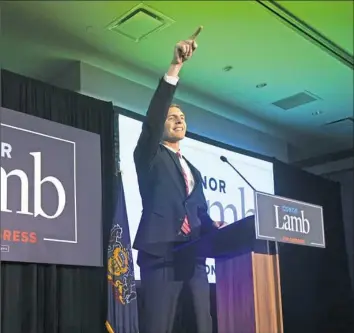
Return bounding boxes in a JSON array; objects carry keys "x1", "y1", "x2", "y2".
[{"x1": 133, "y1": 78, "x2": 215, "y2": 258}]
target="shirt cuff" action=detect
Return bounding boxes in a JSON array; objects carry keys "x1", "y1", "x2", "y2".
[{"x1": 164, "y1": 74, "x2": 179, "y2": 86}]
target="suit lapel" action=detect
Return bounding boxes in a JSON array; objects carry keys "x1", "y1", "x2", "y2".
[
  {"x1": 162, "y1": 145, "x2": 201, "y2": 197},
  {"x1": 162, "y1": 146, "x2": 186, "y2": 197}
]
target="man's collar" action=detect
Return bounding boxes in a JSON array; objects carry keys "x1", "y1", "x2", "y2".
[{"x1": 161, "y1": 143, "x2": 181, "y2": 155}]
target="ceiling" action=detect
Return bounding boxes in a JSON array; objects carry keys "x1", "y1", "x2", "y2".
[{"x1": 1, "y1": 1, "x2": 353, "y2": 158}]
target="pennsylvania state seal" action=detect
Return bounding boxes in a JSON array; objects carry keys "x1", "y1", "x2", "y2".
[{"x1": 107, "y1": 224, "x2": 137, "y2": 305}]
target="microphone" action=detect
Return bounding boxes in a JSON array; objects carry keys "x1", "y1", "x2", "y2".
[{"x1": 220, "y1": 156, "x2": 257, "y2": 192}]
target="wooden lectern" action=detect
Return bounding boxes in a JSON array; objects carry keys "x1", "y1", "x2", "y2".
[{"x1": 176, "y1": 215, "x2": 283, "y2": 333}]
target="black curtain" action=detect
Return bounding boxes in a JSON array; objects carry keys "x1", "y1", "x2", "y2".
[
  {"x1": 1, "y1": 70, "x2": 115, "y2": 333},
  {"x1": 274, "y1": 159, "x2": 354, "y2": 333}
]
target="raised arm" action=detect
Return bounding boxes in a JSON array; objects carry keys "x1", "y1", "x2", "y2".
[
  {"x1": 133, "y1": 64, "x2": 182, "y2": 166},
  {"x1": 134, "y1": 28, "x2": 202, "y2": 167}
]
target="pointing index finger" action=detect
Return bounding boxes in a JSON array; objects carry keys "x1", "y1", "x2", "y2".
[{"x1": 189, "y1": 26, "x2": 203, "y2": 41}]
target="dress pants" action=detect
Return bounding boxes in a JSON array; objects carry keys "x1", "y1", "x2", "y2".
[{"x1": 138, "y1": 247, "x2": 212, "y2": 333}]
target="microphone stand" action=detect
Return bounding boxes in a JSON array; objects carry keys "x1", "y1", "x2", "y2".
[
  {"x1": 220, "y1": 156, "x2": 257, "y2": 192},
  {"x1": 220, "y1": 155, "x2": 279, "y2": 256}
]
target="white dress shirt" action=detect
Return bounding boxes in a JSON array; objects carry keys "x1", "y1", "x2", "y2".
[
  {"x1": 162, "y1": 145, "x2": 195, "y2": 195},
  {"x1": 164, "y1": 74, "x2": 179, "y2": 86}
]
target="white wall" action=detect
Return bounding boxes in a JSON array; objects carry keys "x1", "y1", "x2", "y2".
[
  {"x1": 64, "y1": 61, "x2": 289, "y2": 161},
  {"x1": 305, "y1": 158, "x2": 353, "y2": 175}
]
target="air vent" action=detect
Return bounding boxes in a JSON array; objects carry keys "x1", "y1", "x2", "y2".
[
  {"x1": 325, "y1": 117, "x2": 354, "y2": 126},
  {"x1": 107, "y1": 3, "x2": 175, "y2": 42},
  {"x1": 272, "y1": 91, "x2": 319, "y2": 110},
  {"x1": 322, "y1": 117, "x2": 354, "y2": 136}
]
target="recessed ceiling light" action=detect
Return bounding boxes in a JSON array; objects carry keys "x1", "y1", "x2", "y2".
[
  {"x1": 256, "y1": 83, "x2": 267, "y2": 88},
  {"x1": 312, "y1": 110, "x2": 323, "y2": 116},
  {"x1": 223, "y1": 66, "x2": 233, "y2": 72}
]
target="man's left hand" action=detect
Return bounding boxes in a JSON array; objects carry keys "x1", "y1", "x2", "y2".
[{"x1": 213, "y1": 221, "x2": 228, "y2": 229}]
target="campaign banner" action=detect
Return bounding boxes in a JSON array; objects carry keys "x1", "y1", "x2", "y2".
[
  {"x1": 0, "y1": 107, "x2": 102, "y2": 266},
  {"x1": 255, "y1": 192, "x2": 325, "y2": 248}
]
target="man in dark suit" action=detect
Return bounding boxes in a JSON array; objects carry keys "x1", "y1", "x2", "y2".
[{"x1": 133, "y1": 28, "x2": 225, "y2": 333}]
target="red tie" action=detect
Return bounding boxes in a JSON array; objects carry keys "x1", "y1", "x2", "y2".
[{"x1": 176, "y1": 151, "x2": 191, "y2": 235}]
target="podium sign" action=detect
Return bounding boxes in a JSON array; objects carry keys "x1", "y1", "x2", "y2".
[{"x1": 255, "y1": 192, "x2": 325, "y2": 248}]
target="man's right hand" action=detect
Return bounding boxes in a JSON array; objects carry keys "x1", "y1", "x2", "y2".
[{"x1": 171, "y1": 26, "x2": 203, "y2": 65}]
